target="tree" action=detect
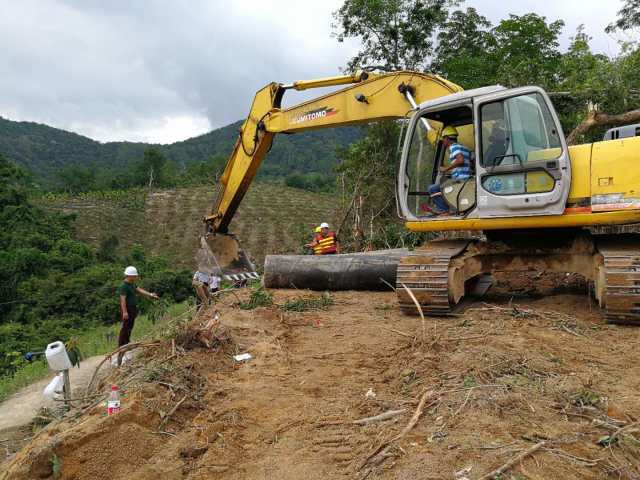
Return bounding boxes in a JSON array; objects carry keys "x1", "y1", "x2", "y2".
[
  {"x1": 55, "y1": 164, "x2": 96, "y2": 194},
  {"x1": 433, "y1": 7, "x2": 497, "y2": 88},
  {"x1": 332, "y1": 0, "x2": 453, "y2": 71},
  {"x1": 331, "y1": 0, "x2": 456, "y2": 250},
  {"x1": 136, "y1": 148, "x2": 167, "y2": 189},
  {"x1": 0, "y1": 153, "x2": 28, "y2": 208},
  {"x1": 335, "y1": 122, "x2": 400, "y2": 250},
  {"x1": 492, "y1": 14, "x2": 564, "y2": 89},
  {"x1": 606, "y1": 0, "x2": 640, "y2": 33},
  {"x1": 554, "y1": 27, "x2": 640, "y2": 144}
]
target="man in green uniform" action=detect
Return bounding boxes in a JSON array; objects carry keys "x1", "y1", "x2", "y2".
[{"x1": 117, "y1": 266, "x2": 159, "y2": 350}]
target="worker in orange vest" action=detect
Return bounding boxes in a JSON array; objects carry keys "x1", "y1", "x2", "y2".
[{"x1": 307, "y1": 222, "x2": 339, "y2": 255}]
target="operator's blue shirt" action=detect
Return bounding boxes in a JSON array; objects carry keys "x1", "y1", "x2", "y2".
[{"x1": 449, "y1": 143, "x2": 472, "y2": 180}]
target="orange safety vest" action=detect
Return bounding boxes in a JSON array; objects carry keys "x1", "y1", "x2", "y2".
[{"x1": 313, "y1": 231, "x2": 338, "y2": 255}]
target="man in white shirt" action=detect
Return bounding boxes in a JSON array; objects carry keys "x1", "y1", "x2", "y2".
[
  {"x1": 208, "y1": 274, "x2": 221, "y2": 294},
  {"x1": 192, "y1": 270, "x2": 211, "y2": 306}
]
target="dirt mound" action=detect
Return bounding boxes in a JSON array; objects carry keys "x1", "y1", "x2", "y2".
[{"x1": 4, "y1": 282, "x2": 640, "y2": 479}]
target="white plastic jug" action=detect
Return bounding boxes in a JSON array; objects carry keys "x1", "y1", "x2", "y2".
[
  {"x1": 45, "y1": 341, "x2": 72, "y2": 371},
  {"x1": 43, "y1": 373, "x2": 63, "y2": 399}
]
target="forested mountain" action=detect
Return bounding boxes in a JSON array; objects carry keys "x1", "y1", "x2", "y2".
[{"x1": 0, "y1": 116, "x2": 360, "y2": 185}]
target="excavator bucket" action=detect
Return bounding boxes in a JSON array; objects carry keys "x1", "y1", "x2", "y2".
[{"x1": 195, "y1": 234, "x2": 259, "y2": 282}]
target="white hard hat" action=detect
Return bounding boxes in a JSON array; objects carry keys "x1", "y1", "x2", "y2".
[
  {"x1": 124, "y1": 266, "x2": 139, "y2": 276},
  {"x1": 320, "y1": 222, "x2": 329, "y2": 229}
]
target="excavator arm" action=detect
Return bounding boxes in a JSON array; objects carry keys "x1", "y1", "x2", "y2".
[{"x1": 199, "y1": 70, "x2": 462, "y2": 278}]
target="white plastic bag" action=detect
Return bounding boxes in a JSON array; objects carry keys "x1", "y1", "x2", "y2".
[{"x1": 43, "y1": 373, "x2": 64, "y2": 399}]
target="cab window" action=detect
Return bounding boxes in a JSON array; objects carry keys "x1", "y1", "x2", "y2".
[{"x1": 480, "y1": 93, "x2": 562, "y2": 167}]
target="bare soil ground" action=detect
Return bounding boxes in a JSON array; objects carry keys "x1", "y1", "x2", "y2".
[{"x1": 4, "y1": 275, "x2": 640, "y2": 479}]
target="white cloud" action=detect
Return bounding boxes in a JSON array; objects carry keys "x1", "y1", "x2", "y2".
[{"x1": 0, "y1": 0, "x2": 627, "y2": 143}]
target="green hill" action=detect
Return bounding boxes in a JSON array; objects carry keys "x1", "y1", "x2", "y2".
[
  {"x1": 0, "y1": 116, "x2": 359, "y2": 185},
  {"x1": 37, "y1": 183, "x2": 338, "y2": 268}
]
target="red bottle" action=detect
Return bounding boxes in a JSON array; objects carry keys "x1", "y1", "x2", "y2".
[{"x1": 107, "y1": 385, "x2": 121, "y2": 415}]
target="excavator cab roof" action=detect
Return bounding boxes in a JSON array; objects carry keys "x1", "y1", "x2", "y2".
[{"x1": 416, "y1": 85, "x2": 505, "y2": 111}]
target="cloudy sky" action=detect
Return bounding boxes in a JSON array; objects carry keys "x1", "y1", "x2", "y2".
[{"x1": 0, "y1": 0, "x2": 630, "y2": 144}]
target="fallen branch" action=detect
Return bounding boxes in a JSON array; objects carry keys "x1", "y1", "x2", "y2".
[
  {"x1": 543, "y1": 447, "x2": 602, "y2": 467},
  {"x1": 558, "y1": 324, "x2": 586, "y2": 338},
  {"x1": 359, "y1": 390, "x2": 436, "y2": 471},
  {"x1": 85, "y1": 341, "x2": 161, "y2": 395},
  {"x1": 567, "y1": 107, "x2": 640, "y2": 145},
  {"x1": 400, "y1": 283, "x2": 428, "y2": 341},
  {"x1": 477, "y1": 441, "x2": 546, "y2": 480},
  {"x1": 609, "y1": 421, "x2": 640, "y2": 444},
  {"x1": 452, "y1": 388, "x2": 474, "y2": 418},
  {"x1": 442, "y1": 334, "x2": 501, "y2": 342},
  {"x1": 380, "y1": 326, "x2": 413, "y2": 338},
  {"x1": 157, "y1": 395, "x2": 188, "y2": 431},
  {"x1": 353, "y1": 409, "x2": 407, "y2": 425}
]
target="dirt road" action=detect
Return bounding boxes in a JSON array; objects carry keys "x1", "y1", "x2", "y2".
[
  {"x1": 0, "y1": 355, "x2": 104, "y2": 432},
  {"x1": 4, "y1": 281, "x2": 640, "y2": 479}
]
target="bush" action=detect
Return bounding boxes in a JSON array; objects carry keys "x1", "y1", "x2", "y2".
[
  {"x1": 0, "y1": 154, "x2": 195, "y2": 377},
  {"x1": 285, "y1": 172, "x2": 335, "y2": 192},
  {"x1": 281, "y1": 293, "x2": 333, "y2": 312},
  {"x1": 239, "y1": 287, "x2": 273, "y2": 310}
]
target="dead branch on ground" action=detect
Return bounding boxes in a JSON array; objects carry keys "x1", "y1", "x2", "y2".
[
  {"x1": 380, "y1": 326, "x2": 413, "y2": 338},
  {"x1": 359, "y1": 390, "x2": 436, "y2": 472},
  {"x1": 85, "y1": 341, "x2": 161, "y2": 395},
  {"x1": 353, "y1": 409, "x2": 407, "y2": 425},
  {"x1": 609, "y1": 421, "x2": 640, "y2": 444},
  {"x1": 157, "y1": 395, "x2": 188, "y2": 431},
  {"x1": 477, "y1": 441, "x2": 546, "y2": 480}
]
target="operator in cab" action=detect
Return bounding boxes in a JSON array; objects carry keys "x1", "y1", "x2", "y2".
[
  {"x1": 427, "y1": 126, "x2": 473, "y2": 214},
  {"x1": 306, "y1": 222, "x2": 339, "y2": 255}
]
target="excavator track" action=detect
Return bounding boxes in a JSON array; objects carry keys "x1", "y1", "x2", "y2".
[
  {"x1": 395, "y1": 232, "x2": 640, "y2": 325},
  {"x1": 598, "y1": 238, "x2": 640, "y2": 325},
  {"x1": 396, "y1": 240, "x2": 471, "y2": 315}
]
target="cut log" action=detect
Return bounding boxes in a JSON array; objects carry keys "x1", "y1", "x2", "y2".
[{"x1": 263, "y1": 249, "x2": 409, "y2": 291}]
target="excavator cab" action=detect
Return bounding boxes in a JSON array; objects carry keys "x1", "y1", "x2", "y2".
[{"x1": 397, "y1": 86, "x2": 571, "y2": 222}]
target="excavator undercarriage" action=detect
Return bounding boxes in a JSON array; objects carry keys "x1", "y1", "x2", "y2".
[{"x1": 396, "y1": 230, "x2": 640, "y2": 325}]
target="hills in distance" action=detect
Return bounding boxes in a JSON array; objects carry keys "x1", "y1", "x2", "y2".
[{"x1": 0, "y1": 116, "x2": 360, "y2": 184}]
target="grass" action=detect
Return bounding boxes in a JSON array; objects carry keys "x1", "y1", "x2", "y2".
[
  {"x1": 281, "y1": 293, "x2": 333, "y2": 312},
  {"x1": 570, "y1": 388, "x2": 601, "y2": 408},
  {"x1": 239, "y1": 287, "x2": 273, "y2": 310},
  {"x1": 0, "y1": 302, "x2": 192, "y2": 402}
]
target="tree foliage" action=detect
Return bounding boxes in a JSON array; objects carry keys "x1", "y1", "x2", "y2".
[
  {"x1": 606, "y1": 0, "x2": 640, "y2": 33},
  {"x1": 492, "y1": 14, "x2": 564, "y2": 89},
  {"x1": 333, "y1": 0, "x2": 453, "y2": 71},
  {"x1": 0, "y1": 117, "x2": 359, "y2": 192},
  {"x1": 433, "y1": 7, "x2": 496, "y2": 88},
  {"x1": 0, "y1": 153, "x2": 191, "y2": 376}
]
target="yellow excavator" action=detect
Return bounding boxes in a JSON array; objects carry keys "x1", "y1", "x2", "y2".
[{"x1": 200, "y1": 70, "x2": 640, "y2": 324}]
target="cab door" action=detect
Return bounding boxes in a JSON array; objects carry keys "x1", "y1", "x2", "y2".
[{"x1": 473, "y1": 87, "x2": 571, "y2": 217}]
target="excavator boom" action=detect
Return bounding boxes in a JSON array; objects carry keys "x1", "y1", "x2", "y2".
[{"x1": 199, "y1": 70, "x2": 462, "y2": 278}]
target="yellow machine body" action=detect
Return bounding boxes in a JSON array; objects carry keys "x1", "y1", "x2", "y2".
[
  {"x1": 202, "y1": 69, "x2": 640, "y2": 286},
  {"x1": 406, "y1": 136, "x2": 640, "y2": 232}
]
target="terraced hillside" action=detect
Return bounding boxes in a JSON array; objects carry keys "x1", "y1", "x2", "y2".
[{"x1": 38, "y1": 183, "x2": 337, "y2": 269}]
